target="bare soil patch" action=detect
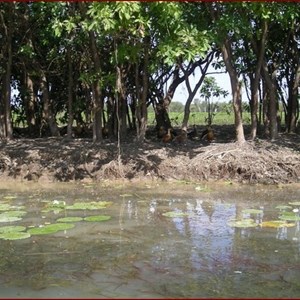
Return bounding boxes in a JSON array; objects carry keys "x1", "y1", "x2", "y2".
[{"x1": 1, "y1": 125, "x2": 300, "y2": 184}]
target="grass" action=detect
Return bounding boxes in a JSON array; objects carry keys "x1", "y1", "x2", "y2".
[{"x1": 147, "y1": 111, "x2": 251, "y2": 127}]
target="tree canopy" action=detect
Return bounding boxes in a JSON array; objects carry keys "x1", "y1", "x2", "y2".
[{"x1": 0, "y1": 2, "x2": 299, "y2": 143}]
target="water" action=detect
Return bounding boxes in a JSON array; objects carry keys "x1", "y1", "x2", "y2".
[{"x1": 0, "y1": 181, "x2": 300, "y2": 298}]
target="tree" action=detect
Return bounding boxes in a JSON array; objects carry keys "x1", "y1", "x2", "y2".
[{"x1": 199, "y1": 76, "x2": 229, "y2": 126}]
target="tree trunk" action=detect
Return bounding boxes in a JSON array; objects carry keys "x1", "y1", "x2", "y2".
[
  {"x1": 24, "y1": 72, "x2": 38, "y2": 134},
  {"x1": 286, "y1": 33, "x2": 300, "y2": 133},
  {"x1": 0, "y1": 3, "x2": 13, "y2": 140},
  {"x1": 41, "y1": 72, "x2": 60, "y2": 137},
  {"x1": 249, "y1": 19, "x2": 268, "y2": 140},
  {"x1": 221, "y1": 38, "x2": 246, "y2": 145},
  {"x1": 136, "y1": 36, "x2": 149, "y2": 142},
  {"x1": 67, "y1": 47, "x2": 74, "y2": 139},
  {"x1": 88, "y1": 31, "x2": 103, "y2": 142},
  {"x1": 262, "y1": 61, "x2": 278, "y2": 140},
  {"x1": 181, "y1": 54, "x2": 212, "y2": 131},
  {"x1": 155, "y1": 62, "x2": 199, "y2": 130}
]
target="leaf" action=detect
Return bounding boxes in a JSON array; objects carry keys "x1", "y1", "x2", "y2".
[
  {"x1": 0, "y1": 211, "x2": 27, "y2": 223},
  {"x1": 0, "y1": 225, "x2": 26, "y2": 233},
  {"x1": 227, "y1": 218, "x2": 258, "y2": 228},
  {"x1": 279, "y1": 213, "x2": 300, "y2": 221},
  {"x1": 242, "y1": 209, "x2": 263, "y2": 215},
  {"x1": 56, "y1": 217, "x2": 83, "y2": 223},
  {"x1": 162, "y1": 211, "x2": 189, "y2": 218},
  {"x1": 66, "y1": 201, "x2": 112, "y2": 210},
  {"x1": 288, "y1": 202, "x2": 300, "y2": 206},
  {"x1": 260, "y1": 221, "x2": 295, "y2": 228},
  {"x1": 0, "y1": 232, "x2": 31, "y2": 240},
  {"x1": 84, "y1": 215, "x2": 111, "y2": 222},
  {"x1": 28, "y1": 223, "x2": 75, "y2": 235},
  {"x1": 275, "y1": 205, "x2": 292, "y2": 210}
]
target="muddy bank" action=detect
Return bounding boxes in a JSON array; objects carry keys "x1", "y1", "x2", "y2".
[{"x1": 0, "y1": 128, "x2": 300, "y2": 184}]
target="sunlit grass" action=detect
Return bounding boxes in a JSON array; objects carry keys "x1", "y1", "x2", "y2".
[{"x1": 147, "y1": 112, "x2": 251, "y2": 127}]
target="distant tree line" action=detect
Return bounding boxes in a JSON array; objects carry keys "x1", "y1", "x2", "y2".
[{"x1": 0, "y1": 2, "x2": 299, "y2": 144}]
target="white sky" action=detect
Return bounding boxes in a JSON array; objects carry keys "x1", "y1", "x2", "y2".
[{"x1": 171, "y1": 65, "x2": 247, "y2": 104}]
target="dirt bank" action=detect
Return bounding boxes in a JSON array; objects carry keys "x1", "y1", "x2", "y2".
[{"x1": 0, "y1": 125, "x2": 300, "y2": 184}]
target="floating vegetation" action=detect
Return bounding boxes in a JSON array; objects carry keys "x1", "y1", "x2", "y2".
[
  {"x1": 0, "y1": 225, "x2": 30, "y2": 240},
  {"x1": 0, "y1": 225, "x2": 26, "y2": 233},
  {"x1": 279, "y1": 212, "x2": 300, "y2": 221},
  {"x1": 289, "y1": 202, "x2": 300, "y2": 206},
  {"x1": 260, "y1": 221, "x2": 296, "y2": 228},
  {"x1": 0, "y1": 211, "x2": 27, "y2": 223},
  {"x1": 195, "y1": 186, "x2": 211, "y2": 192},
  {"x1": 28, "y1": 223, "x2": 75, "y2": 235},
  {"x1": 42, "y1": 200, "x2": 66, "y2": 213},
  {"x1": 84, "y1": 215, "x2": 111, "y2": 222},
  {"x1": 0, "y1": 232, "x2": 31, "y2": 240},
  {"x1": 120, "y1": 194, "x2": 132, "y2": 197},
  {"x1": 275, "y1": 205, "x2": 293, "y2": 210},
  {"x1": 3, "y1": 195, "x2": 17, "y2": 200},
  {"x1": 162, "y1": 211, "x2": 189, "y2": 218},
  {"x1": 0, "y1": 204, "x2": 13, "y2": 211},
  {"x1": 227, "y1": 218, "x2": 258, "y2": 228},
  {"x1": 66, "y1": 201, "x2": 112, "y2": 210},
  {"x1": 242, "y1": 209, "x2": 263, "y2": 215},
  {"x1": 56, "y1": 217, "x2": 83, "y2": 223}
]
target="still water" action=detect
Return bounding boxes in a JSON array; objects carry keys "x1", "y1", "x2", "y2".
[{"x1": 0, "y1": 181, "x2": 300, "y2": 298}]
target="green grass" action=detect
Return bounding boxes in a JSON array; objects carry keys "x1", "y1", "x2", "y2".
[{"x1": 147, "y1": 112, "x2": 251, "y2": 127}]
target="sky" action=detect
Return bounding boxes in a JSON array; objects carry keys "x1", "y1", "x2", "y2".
[{"x1": 171, "y1": 66, "x2": 247, "y2": 104}]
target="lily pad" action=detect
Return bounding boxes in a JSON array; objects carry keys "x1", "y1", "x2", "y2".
[
  {"x1": 195, "y1": 186, "x2": 211, "y2": 192},
  {"x1": 275, "y1": 205, "x2": 292, "y2": 210},
  {"x1": 242, "y1": 209, "x2": 263, "y2": 215},
  {"x1": 0, "y1": 204, "x2": 13, "y2": 211},
  {"x1": 279, "y1": 212, "x2": 300, "y2": 221},
  {"x1": 28, "y1": 223, "x2": 75, "y2": 235},
  {"x1": 0, "y1": 211, "x2": 27, "y2": 223},
  {"x1": 56, "y1": 217, "x2": 83, "y2": 223},
  {"x1": 227, "y1": 218, "x2": 258, "y2": 228},
  {"x1": 3, "y1": 195, "x2": 17, "y2": 200},
  {"x1": 289, "y1": 202, "x2": 300, "y2": 206},
  {"x1": 0, "y1": 232, "x2": 31, "y2": 240},
  {"x1": 84, "y1": 215, "x2": 111, "y2": 222},
  {"x1": 260, "y1": 221, "x2": 296, "y2": 228},
  {"x1": 162, "y1": 211, "x2": 189, "y2": 218},
  {"x1": 0, "y1": 225, "x2": 26, "y2": 233},
  {"x1": 66, "y1": 201, "x2": 112, "y2": 210}
]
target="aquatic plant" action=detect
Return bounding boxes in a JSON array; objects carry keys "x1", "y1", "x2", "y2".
[
  {"x1": 227, "y1": 218, "x2": 258, "y2": 228},
  {"x1": 84, "y1": 215, "x2": 111, "y2": 222},
  {"x1": 27, "y1": 223, "x2": 75, "y2": 235}
]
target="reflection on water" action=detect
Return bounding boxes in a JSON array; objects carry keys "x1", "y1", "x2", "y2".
[{"x1": 0, "y1": 181, "x2": 300, "y2": 298}]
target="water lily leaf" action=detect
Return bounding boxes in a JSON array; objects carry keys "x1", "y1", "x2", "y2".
[
  {"x1": 0, "y1": 211, "x2": 26, "y2": 223},
  {"x1": 227, "y1": 218, "x2": 258, "y2": 228},
  {"x1": 66, "y1": 201, "x2": 112, "y2": 210},
  {"x1": 28, "y1": 223, "x2": 75, "y2": 235},
  {"x1": 120, "y1": 194, "x2": 132, "y2": 197},
  {"x1": 0, "y1": 204, "x2": 13, "y2": 211},
  {"x1": 288, "y1": 202, "x2": 300, "y2": 206},
  {"x1": 3, "y1": 195, "x2": 17, "y2": 200},
  {"x1": 56, "y1": 217, "x2": 83, "y2": 223},
  {"x1": 195, "y1": 186, "x2": 211, "y2": 192},
  {"x1": 279, "y1": 212, "x2": 300, "y2": 221},
  {"x1": 0, "y1": 232, "x2": 31, "y2": 240},
  {"x1": 275, "y1": 205, "x2": 292, "y2": 210},
  {"x1": 242, "y1": 209, "x2": 263, "y2": 215},
  {"x1": 0, "y1": 225, "x2": 26, "y2": 233},
  {"x1": 162, "y1": 211, "x2": 189, "y2": 218},
  {"x1": 2, "y1": 211, "x2": 26, "y2": 217},
  {"x1": 84, "y1": 215, "x2": 111, "y2": 222},
  {"x1": 260, "y1": 221, "x2": 296, "y2": 228}
]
